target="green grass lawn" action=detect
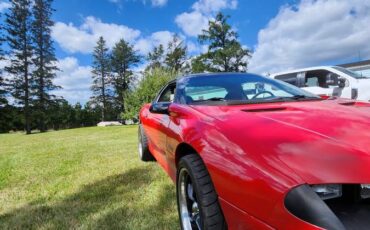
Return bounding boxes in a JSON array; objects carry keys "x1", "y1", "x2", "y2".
[{"x1": 0, "y1": 126, "x2": 178, "y2": 229}]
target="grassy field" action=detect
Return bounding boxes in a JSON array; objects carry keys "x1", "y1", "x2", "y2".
[{"x1": 0, "y1": 126, "x2": 178, "y2": 229}]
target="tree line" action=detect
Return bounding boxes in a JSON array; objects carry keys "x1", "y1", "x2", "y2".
[
  {"x1": 93, "y1": 12, "x2": 251, "y2": 122},
  {"x1": 0, "y1": 0, "x2": 251, "y2": 134},
  {"x1": 0, "y1": 0, "x2": 62, "y2": 133}
]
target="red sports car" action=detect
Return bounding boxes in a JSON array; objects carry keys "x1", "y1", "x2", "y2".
[{"x1": 138, "y1": 73, "x2": 370, "y2": 230}]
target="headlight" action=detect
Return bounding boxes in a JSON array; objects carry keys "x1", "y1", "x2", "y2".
[
  {"x1": 311, "y1": 184, "x2": 342, "y2": 200},
  {"x1": 360, "y1": 184, "x2": 370, "y2": 199}
]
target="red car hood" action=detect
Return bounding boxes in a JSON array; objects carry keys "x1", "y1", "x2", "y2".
[{"x1": 191, "y1": 99, "x2": 370, "y2": 184}]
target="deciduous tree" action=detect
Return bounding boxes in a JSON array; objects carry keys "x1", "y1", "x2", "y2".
[{"x1": 123, "y1": 68, "x2": 176, "y2": 120}]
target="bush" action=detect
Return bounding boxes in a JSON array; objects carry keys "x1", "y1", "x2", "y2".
[{"x1": 122, "y1": 68, "x2": 177, "y2": 120}]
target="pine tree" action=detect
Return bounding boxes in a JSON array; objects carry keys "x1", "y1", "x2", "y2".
[
  {"x1": 0, "y1": 12, "x2": 7, "y2": 107},
  {"x1": 198, "y1": 12, "x2": 251, "y2": 72},
  {"x1": 111, "y1": 39, "x2": 140, "y2": 115},
  {"x1": 191, "y1": 55, "x2": 212, "y2": 73},
  {"x1": 147, "y1": 44, "x2": 165, "y2": 70},
  {"x1": 31, "y1": 0, "x2": 59, "y2": 132},
  {"x1": 165, "y1": 35, "x2": 187, "y2": 72},
  {"x1": 0, "y1": 75, "x2": 6, "y2": 106},
  {"x1": 5, "y1": 0, "x2": 33, "y2": 134},
  {"x1": 91, "y1": 36, "x2": 111, "y2": 122}
]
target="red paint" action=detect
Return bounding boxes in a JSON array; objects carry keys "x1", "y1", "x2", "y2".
[{"x1": 139, "y1": 98, "x2": 370, "y2": 229}]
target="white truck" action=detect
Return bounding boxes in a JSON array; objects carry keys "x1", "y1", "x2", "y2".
[{"x1": 270, "y1": 66, "x2": 370, "y2": 101}]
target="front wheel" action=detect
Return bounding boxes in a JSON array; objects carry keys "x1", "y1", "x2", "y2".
[{"x1": 177, "y1": 154, "x2": 227, "y2": 230}]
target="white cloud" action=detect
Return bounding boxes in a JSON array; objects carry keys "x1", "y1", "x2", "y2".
[
  {"x1": 175, "y1": 11, "x2": 209, "y2": 37},
  {"x1": 175, "y1": 0, "x2": 238, "y2": 37},
  {"x1": 52, "y1": 16, "x2": 179, "y2": 56},
  {"x1": 249, "y1": 0, "x2": 370, "y2": 74},
  {"x1": 151, "y1": 0, "x2": 168, "y2": 7},
  {"x1": 52, "y1": 16, "x2": 141, "y2": 54},
  {"x1": 0, "y1": 1, "x2": 10, "y2": 12},
  {"x1": 53, "y1": 57, "x2": 92, "y2": 104},
  {"x1": 186, "y1": 41, "x2": 199, "y2": 53},
  {"x1": 51, "y1": 28, "x2": 177, "y2": 104},
  {"x1": 192, "y1": 0, "x2": 237, "y2": 14},
  {"x1": 108, "y1": 0, "x2": 168, "y2": 7},
  {"x1": 135, "y1": 31, "x2": 174, "y2": 54},
  {"x1": 52, "y1": 22, "x2": 94, "y2": 54}
]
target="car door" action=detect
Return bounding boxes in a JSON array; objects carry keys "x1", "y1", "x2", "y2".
[
  {"x1": 144, "y1": 82, "x2": 176, "y2": 155},
  {"x1": 303, "y1": 69, "x2": 352, "y2": 98},
  {"x1": 301, "y1": 70, "x2": 334, "y2": 96}
]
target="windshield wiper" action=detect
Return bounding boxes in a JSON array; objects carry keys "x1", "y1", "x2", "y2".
[
  {"x1": 291, "y1": 95, "x2": 312, "y2": 99},
  {"x1": 190, "y1": 97, "x2": 227, "y2": 104}
]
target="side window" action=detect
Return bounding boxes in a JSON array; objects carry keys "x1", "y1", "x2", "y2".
[
  {"x1": 305, "y1": 70, "x2": 338, "y2": 88},
  {"x1": 306, "y1": 76, "x2": 319, "y2": 87},
  {"x1": 158, "y1": 84, "x2": 176, "y2": 102},
  {"x1": 275, "y1": 73, "x2": 298, "y2": 86}
]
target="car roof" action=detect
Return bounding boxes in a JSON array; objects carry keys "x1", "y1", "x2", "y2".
[
  {"x1": 177, "y1": 72, "x2": 262, "y2": 81},
  {"x1": 270, "y1": 66, "x2": 337, "y2": 77}
]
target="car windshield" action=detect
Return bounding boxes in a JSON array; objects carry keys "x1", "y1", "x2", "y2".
[
  {"x1": 333, "y1": 66, "x2": 369, "y2": 79},
  {"x1": 177, "y1": 74, "x2": 321, "y2": 105}
]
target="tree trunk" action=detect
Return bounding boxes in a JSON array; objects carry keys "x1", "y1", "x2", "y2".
[
  {"x1": 39, "y1": 50, "x2": 46, "y2": 132},
  {"x1": 24, "y1": 59, "x2": 31, "y2": 135},
  {"x1": 101, "y1": 69, "x2": 106, "y2": 122}
]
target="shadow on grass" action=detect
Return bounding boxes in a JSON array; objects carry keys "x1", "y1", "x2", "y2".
[{"x1": 0, "y1": 166, "x2": 178, "y2": 229}]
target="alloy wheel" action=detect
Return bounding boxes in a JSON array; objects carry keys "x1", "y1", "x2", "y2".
[{"x1": 178, "y1": 168, "x2": 201, "y2": 230}]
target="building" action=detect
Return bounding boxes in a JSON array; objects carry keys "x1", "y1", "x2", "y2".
[{"x1": 338, "y1": 59, "x2": 370, "y2": 78}]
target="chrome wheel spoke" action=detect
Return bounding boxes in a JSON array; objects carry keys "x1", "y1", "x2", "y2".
[
  {"x1": 191, "y1": 201, "x2": 200, "y2": 227},
  {"x1": 187, "y1": 183, "x2": 195, "y2": 202},
  {"x1": 193, "y1": 212, "x2": 201, "y2": 229}
]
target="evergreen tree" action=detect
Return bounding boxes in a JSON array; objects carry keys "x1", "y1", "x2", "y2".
[
  {"x1": 0, "y1": 13, "x2": 7, "y2": 107},
  {"x1": 31, "y1": 0, "x2": 59, "y2": 132},
  {"x1": 73, "y1": 102, "x2": 82, "y2": 127},
  {"x1": 0, "y1": 75, "x2": 6, "y2": 106},
  {"x1": 198, "y1": 12, "x2": 251, "y2": 72},
  {"x1": 5, "y1": 0, "x2": 33, "y2": 134},
  {"x1": 111, "y1": 39, "x2": 140, "y2": 115},
  {"x1": 147, "y1": 44, "x2": 165, "y2": 70},
  {"x1": 90, "y1": 36, "x2": 111, "y2": 122},
  {"x1": 191, "y1": 55, "x2": 212, "y2": 73},
  {"x1": 165, "y1": 35, "x2": 187, "y2": 72}
]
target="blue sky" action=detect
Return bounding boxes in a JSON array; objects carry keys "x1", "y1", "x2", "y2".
[
  {"x1": 50, "y1": 0, "x2": 298, "y2": 66},
  {"x1": 1, "y1": 0, "x2": 370, "y2": 104}
]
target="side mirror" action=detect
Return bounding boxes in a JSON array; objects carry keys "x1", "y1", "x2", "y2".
[{"x1": 149, "y1": 102, "x2": 171, "y2": 114}]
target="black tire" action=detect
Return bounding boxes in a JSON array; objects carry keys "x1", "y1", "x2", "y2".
[
  {"x1": 177, "y1": 154, "x2": 227, "y2": 230},
  {"x1": 138, "y1": 124, "x2": 155, "y2": 161}
]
